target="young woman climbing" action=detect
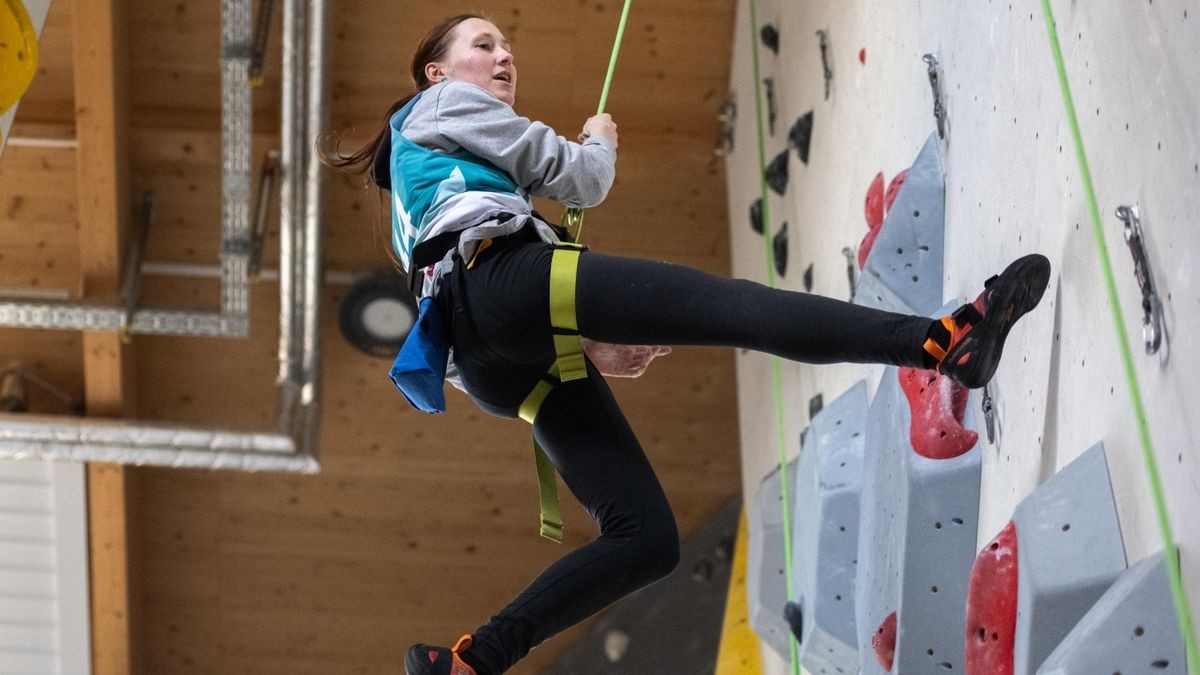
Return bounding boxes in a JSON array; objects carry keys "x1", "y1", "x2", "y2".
[{"x1": 320, "y1": 14, "x2": 1051, "y2": 675}]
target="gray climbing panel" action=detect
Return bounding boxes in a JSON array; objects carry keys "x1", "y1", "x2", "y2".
[
  {"x1": 791, "y1": 380, "x2": 869, "y2": 675},
  {"x1": 1037, "y1": 550, "x2": 1187, "y2": 675},
  {"x1": 747, "y1": 457, "x2": 800, "y2": 657},
  {"x1": 1012, "y1": 442, "x2": 1127, "y2": 674},
  {"x1": 853, "y1": 133, "x2": 946, "y2": 316},
  {"x1": 855, "y1": 366, "x2": 982, "y2": 674}
]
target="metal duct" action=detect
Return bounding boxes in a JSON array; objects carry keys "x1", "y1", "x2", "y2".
[
  {"x1": 275, "y1": 0, "x2": 304, "y2": 437},
  {"x1": 300, "y1": 0, "x2": 327, "y2": 427},
  {"x1": 0, "y1": 413, "x2": 317, "y2": 473}
]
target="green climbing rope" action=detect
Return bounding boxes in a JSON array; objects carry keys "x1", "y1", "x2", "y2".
[
  {"x1": 563, "y1": 0, "x2": 633, "y2": 242},
  {"x1": 747, "y1": 1, "x2": 802, "y2": 673},
  {"x1": 1039, "y1": 1, "x2": 1198, "y2": 671}
]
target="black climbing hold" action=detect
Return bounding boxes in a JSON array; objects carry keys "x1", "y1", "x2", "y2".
[
  {"x1": 750, "y1": 198, "x2": 764, "y2": 235},
  {"x1": 773, "y1": 221, "x2": 788, "y2": 277},
  {"x1": 789, "y1": 111, "x2": 814, "y2": 164},
  {"x1": 784, "y1": 600, "x2": 804, "y2": 642},
  {"x1": 808, "y1": 393, "x2": 824, "y2": 419},
  {"x1": 761, "y1": 24, "x2": 780, "y2": 54},
  {"x1": 766, "y1": 149, "x2": 789, "y2": 195},
  {"x1": 764, "y1": 78, "x2": 777, "y2": 136},
  {"x1": 803, "y1": 263, "x2": 814, "y2": 292}
]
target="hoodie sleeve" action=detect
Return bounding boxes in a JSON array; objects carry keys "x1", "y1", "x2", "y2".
[{"x1": 432, "y1": 81, "x2": 616, "y2": 208}]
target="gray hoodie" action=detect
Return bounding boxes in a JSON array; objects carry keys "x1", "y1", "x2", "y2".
[{"x1": 399, "y1": 79, "x2": 617, "y2": 209}]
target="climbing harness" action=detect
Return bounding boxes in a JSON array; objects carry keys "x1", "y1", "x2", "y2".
[
  {"x1": 516, "y1": 242, "x2": 586, "y2": 543},
  {"x1": 520, "y1": 0, "x2": 633, "y2": 542}
]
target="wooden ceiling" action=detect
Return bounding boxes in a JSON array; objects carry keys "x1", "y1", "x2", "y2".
[{"x1": 0, "y1": 0, "x2": 739, "y2": 672}]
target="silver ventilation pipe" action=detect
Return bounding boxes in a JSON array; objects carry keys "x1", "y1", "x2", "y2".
[
  {"x1": 298, "y1": 0, "x2": 328, "y2": 454},
  {"x1": 0, "y1": 413, "x2": 314, "y2": 472},
  {"x1": 276, "y1": 0, "x2": 304, "y2": 436}
]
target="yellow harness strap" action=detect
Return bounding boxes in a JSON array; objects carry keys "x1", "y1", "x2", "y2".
[{"x1": 518, "y1": 242, "x2": 585, "y2": 543}]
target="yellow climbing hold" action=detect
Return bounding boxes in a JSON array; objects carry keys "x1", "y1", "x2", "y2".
[{"x1": 0, "y1": 0, "x2": 39, "y2": 117}]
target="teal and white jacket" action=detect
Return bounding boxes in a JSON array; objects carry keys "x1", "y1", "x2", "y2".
[{"x1": 386, "y1": 79, "x2": 617, "y2": 289}]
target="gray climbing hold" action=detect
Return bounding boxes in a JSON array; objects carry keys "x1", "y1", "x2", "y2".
[
  {"x1": 747, "y1": 457, "x2": 800, "y2": 657},
  {"x1": 1038, "y1": 550, "x2": 1186, "y2": 675},
  {"x1": 1012, "y1": 442, "x2": 1127, "y2": 674},
  {"x1": 856, "y1": 364, "x2": 982, "y2": 674},
  {"x1": 791, "y1": 381, "x2": 869, "y2": 674},
  {"x1": 853, "y1": 133, "x2": 945, "y2": 315}
]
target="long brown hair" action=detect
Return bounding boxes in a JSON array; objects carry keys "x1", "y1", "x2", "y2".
[{"x1": 318, "y1": 14, "x2": 485, "y2": 271}]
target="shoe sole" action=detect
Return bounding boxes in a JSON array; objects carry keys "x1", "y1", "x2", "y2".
[{"x1": 943, "y1": 254, "x2": 1051, "y2": 388}]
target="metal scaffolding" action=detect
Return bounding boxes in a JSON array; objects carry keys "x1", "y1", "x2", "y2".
[{"x1": 0, "y1": 0, "x2": 329, "y2": 473}]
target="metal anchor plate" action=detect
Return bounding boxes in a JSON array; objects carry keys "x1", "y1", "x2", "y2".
[{"x1": 1115, "y1": 204, "x2": 1163, "y2": 354}]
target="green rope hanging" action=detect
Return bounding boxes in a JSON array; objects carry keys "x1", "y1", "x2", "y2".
[
  {"x1": 746, "y1": 0, "x2": 803, "y2": 673},
  {"x1": 562, "y1": 0, "x2": 633, "y2": 242},
  {"x1": 1039, "y1": 2, "x2": 1198, "y2": 671}
]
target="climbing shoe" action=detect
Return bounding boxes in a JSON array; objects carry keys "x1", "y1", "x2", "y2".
[
  {"x1": 404, "y1": 634, "x2": 478, "y2": 675},
  {"x1": 923, "y1": 254, "x2": 1051, "y2": 389}
]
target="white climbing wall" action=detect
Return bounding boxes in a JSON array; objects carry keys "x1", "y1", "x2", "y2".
[{"x1": 724, "y1": 0, "x2": 1200, "y2": 672}]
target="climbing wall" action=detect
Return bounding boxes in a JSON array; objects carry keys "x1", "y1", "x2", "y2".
[{"x1": 725, "y1": 0, "x2": 1200, "y2": 672}]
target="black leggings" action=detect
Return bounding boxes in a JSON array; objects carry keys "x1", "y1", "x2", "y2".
[{"x1": 435, "y1": 237, "x2": 932, "y2": 673}]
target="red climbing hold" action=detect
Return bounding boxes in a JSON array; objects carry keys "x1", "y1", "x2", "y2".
[
  {"x1": 859, "y1": 172, "x2": 886, "y2": 268},
  {"x1": 859, "y1": 47, "x2": 867, "y2": 64},
  {"x1": 884, "y1": 168, "x2": 910, "y2": 214},
  {"x1": 858, "y1": 226, "x2": 882, "y2": 270},
  {"x1": 898, "y1": 368, "x2": 978, "y2": 460},
  {"x1": 873, "y1": 611, "x2": 897, "y2": 671},
  {"x1": 965, "y1": 521, "x2": 1018, "y2": 675},
  {"x1": 864, "y1": 171, "x2": 885, "y2": 230}
]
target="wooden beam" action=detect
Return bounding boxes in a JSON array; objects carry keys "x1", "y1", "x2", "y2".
[{"x1": 73, "y1": 0, "x2": 135, "y2": 673}]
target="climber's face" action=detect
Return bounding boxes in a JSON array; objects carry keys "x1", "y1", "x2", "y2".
[{"x1": 425, "y1": 18, "x2": 517, "y2": 106}]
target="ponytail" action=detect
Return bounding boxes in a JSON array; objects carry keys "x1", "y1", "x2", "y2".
[
  {"x1": 316, "y1": 14, "x2": 486, "y2": 270},
  {"x1": 316, "y1": 14, "x2": 484, "y2": 178}
]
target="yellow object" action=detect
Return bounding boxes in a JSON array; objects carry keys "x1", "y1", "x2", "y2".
[
  {"x1": 560, "y1": 205, "x2": 585, "y2": 242},
  {"x1": 716, "y1": 508, "x2": 764, "y2": 674},
  {"x1": 516, "y1": 242, "x2": 586, "y2": 543},
  {"x1": 0, "y1": 0, "x2": 38, "y2": 116}
]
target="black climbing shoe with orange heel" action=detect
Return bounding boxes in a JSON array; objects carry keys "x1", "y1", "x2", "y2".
[
  {"x1": 405, "y1": 635, "x2": 478, "y2": 675},
  {"x1": 923, "y1": 254, "x2": 1051, "y2": 389}
]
